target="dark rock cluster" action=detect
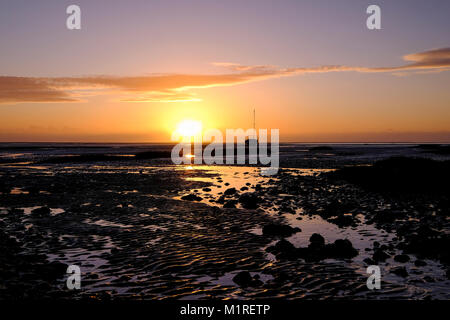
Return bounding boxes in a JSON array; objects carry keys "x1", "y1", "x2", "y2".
[
  {"x1": 267, "y1": 233, "x2": 358, "y2": 261},
  {"x1": 262, "y1": 223, "x2": 301, "y2": 237},
  {"x1": 232, "y1": 271, "x2": 263, "y2": 288}
]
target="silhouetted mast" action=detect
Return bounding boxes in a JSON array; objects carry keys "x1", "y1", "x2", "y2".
[{"x1": 247, "y1": 108, "x2": 257, "y2": 145}]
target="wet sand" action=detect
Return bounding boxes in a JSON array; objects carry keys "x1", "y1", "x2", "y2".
[{"x1": 1, "y1": 146, "x2": 450, "y2": 300}]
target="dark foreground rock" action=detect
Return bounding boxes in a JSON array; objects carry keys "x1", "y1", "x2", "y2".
[
  {"x1": 262, "y1": 223, "x2": 301, "y2": 237},
  {"x1": 373, "y1": 249, "x2": 390, "y2": 262},
  {"x1": 181, "y1": 194, "x2": 203, "y2": 201},
  {"x1": 238, "y1": 193, "x2": 259, "y2": 209},
  {"x1": 223, "y1": 200, "x2": 237, "y2": 208},
  {"x1": 224, "y1": 187, "x2": 237, "y2": 196},
  {"x1": 0, "y1": 230, "x2": 68, "y2": 299},
  {"x1": 232, "y1": 271, "x2": 263, "y2": 288},
  {"x1": 399, "y1": 231, "x2": 450, "y2": 267},
  {"x1": 309, "y1": 233, "x2": 325, "y2": 248},
  {"x1": 267, "y1": 234, "x2": 358, "y2": 261},
  {"x1": 391, "y1": 266, "x2": 408, "y2": 278},
  {"x1": 31, "y1": 206, "x2": 51, "y2": 216},
  {"x1": 330, "y1": 157, "x2": 450, "y2": 195}
]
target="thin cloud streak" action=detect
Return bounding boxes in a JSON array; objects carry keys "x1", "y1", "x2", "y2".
[{"x1": 1, "y1": 47, "x2": 449, "y2": 104}]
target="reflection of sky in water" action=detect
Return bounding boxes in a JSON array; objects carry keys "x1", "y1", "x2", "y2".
[{"x1": 176, "y1": 165, "x2": 274, "y2": 207}]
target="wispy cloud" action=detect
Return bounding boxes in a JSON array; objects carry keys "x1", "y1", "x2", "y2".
[
  {"x1": 0, "y1": 77, "x2": 78, "y2": 104},
  {"x1": 1, "y1": 47, "x2": 449, "y2": 104}
]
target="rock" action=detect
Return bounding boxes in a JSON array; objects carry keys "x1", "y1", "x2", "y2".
[
  {"x1": 280, "y1": 205, "x2": 295, "y2": 214},
  {"x1": 181, "y1": 194, "x2": 202, "y2": 201},
  {"x1": 262, "y1": 224, "x2": 301, "y2": 237},
  {"x1": 233, "y1": 271, "x2": 253, "y2": 287},
  {"x1": 269, "y1": 239, "x2": 295, "y2": 252},
  {"x1": 414, "y1": 259, "x2": 427, "y2": 267},
  {"x1": 269, "y1": 237, "x2": 357, "y2": 261},
  {"x1": 329, "y1": 239, "x2": 358, "y2": 259},
  {"x1": 400, "y1": 232, "x2": 450, "y2": 266},
  {"x1": 223, "y1": 200, "x2": 237, "y2": 208},
  {"x1": 42, "y1": 261, "x2": 67, "y2": 280},
  {"x1": 202, "y1": 187, "x2": 211, "y2": 192},
  {"x1": 216, "y1": 195, "x2": 226, "y2": 204},
  {"x1": 373, "y1": 249, "x2": 390, "y2": 262},
  {"x1": 266, "y1": 239, "x2": 297, "y2": 259},
  {"x1": 238, "y1": 193, "x2": 259, "y2": 209},
  {"x1": 31, "y1": 206, "x2": 51, "y2": 216},
  {"x1": 224, "y1": 187, "x2": 237, "y2": 196},
  {"x1": 394, "y1": 254, "x2": 410, "y2": 263},
  {"x1": 309, "y1": 233, "x2": 325, "y2": 247},
  {"x1": 240, "y1": 186, "x2": 248, "y2": 191},
  {"x1": 391, "y1": 266, "x2": 408, "y2": 277},
  {"x1": 232, "y1": 271, "x2": 262, "y2": 288}
]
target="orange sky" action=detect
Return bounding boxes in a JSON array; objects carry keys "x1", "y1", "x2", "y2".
[{"x1": 1, "y1": 1, "x2": 450, "y2": 142}]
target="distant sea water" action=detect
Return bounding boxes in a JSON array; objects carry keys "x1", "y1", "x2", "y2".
[{"x1": 0, "y1": 142, "x2": 449, "y2": 168}]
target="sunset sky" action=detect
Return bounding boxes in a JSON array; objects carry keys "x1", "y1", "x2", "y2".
[{"x1": 1, "y1": 0, "x2": 449, "y2": 142}]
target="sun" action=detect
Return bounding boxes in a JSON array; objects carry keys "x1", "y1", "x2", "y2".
[{"x1": 174, "y1": 119, "x2": 203, "y2": 139}]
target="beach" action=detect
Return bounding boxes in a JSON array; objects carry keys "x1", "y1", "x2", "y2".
[{"x1": 0, "y1": 143, "x2": 449, "y2": 299}]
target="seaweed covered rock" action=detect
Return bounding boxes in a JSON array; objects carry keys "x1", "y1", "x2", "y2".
[
  {"x1": 373, "y1": 249, "x2": 390, "y2": 262},
  {"x1": 391, "y1": 266, "x2": 408, "y2": 277},
  {"x1": 31, "y1": 206, "x2": 51, "y2": 217},
  {"x1": 309, "y1": 233, "x2": 325, "y2": 248},
  {"x1": 238, "y1": 193, "x2": 259, "y2": 209},
  {"x1": 181, "y1": 194, "x2": 202, "y2": 201},
  {"x1": 223, "y1": 200, "x2": 237, "y2": 208},
  {"x1": 224, "y1": 187, "x2": 237, "y2": 196},
  {"x1": 262, "y1": 224, "x2": 301, "y2": 237},
  {"x1": 266, "y1": 236, "x2": 358, "y2": 261},
  {"x1": 232, "y1": 271, "x2": 263, "y2": 288}
]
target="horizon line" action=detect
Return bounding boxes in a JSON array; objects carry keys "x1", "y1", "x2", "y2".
[{"x1": 0, "y1": 141, "x2": 449, "y2": 145}]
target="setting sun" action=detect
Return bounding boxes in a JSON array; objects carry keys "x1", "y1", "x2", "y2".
[{"x1": 174, "y1": 120, "x2": 203, "y2": 139}]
